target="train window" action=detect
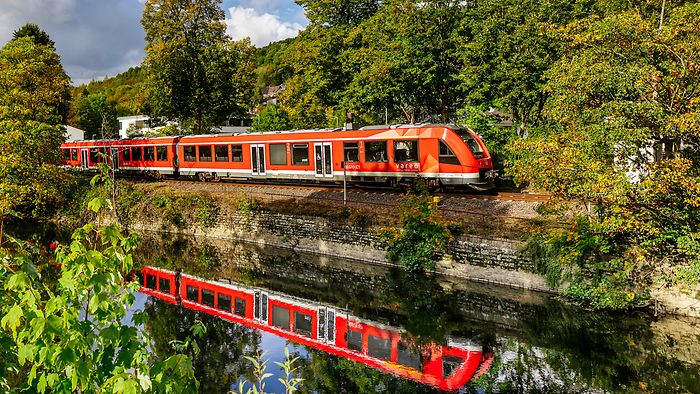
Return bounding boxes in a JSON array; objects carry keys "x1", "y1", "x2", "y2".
[
  {"x1": 186, "y1": 285, "x2": 199, "y2": 302},
  {"x1": 394, "y1": 140, "x2": 419, "y2": 162},
  {"x1": 365, "y1": 141, "x2": 387, "y2": 162},
  {"x1": 439, "y1": 141, "x2": 460, "y2": 165},
  {"x1": 367, "y1": 335, "x2": 391, "y2": 361},
  {"x1": 218, "y1": 294, "x2": 232, "y2": 312},
  {"x1": 443, "y1": 355, "x2": 465, "y2": 378},
  {"x1": 327, "y1": 310, "x2": 335, "y2": 342},
  {"x1": 347, "y1": 329, "x2": 363, "y2": 352},
  {"x1": 63, "y1": 149, "x2": 70, "y2": 161},
  {"x1": 131, "y1": 147, "x2": 142, "y2": 161},
  {"x1": 89, "y1": 148, "x2": 99, "y2": 164},
  {"x1": 269, "y1": 144, "x2": 287, "y2": 165},
  {"x1": 144, "y1": 147, "x2": 155, "y2": 161},
  {"x1": 231, "y1": 145, "x2": 243, "y2": 162},
  {"x1": 201, "y1": 289, "x2": 215, "y2": 307},
  {"x1": 215, "y1": 145, "x2": 229, "y2": 162},
  {"x1": 234, "y1": 298, "x2": 246, "y2": 316},
  {"x1": 184, "y1": 146, "x2": 196, "y2": 162},
  {"x1": 198, "y1": 146, "x2": 212, "y2": 162},
  {"x1": 122, "y1": 148, "x2": 131, "y2": 161},
  {"x1": 458, "y1": 130, "x2": 485, "y2": 159},
  {"x1": 157, "y1": 146, "x2": 168, "y2": 161},
  {"x1": 294, "y1": 312, "x2": 313, "y2": 337},
  {"x1": 344, "y1": 142, "x2": 359, "y2": 162},
  {"x1": 398, "y1": 342, "x2": 422, "y2": 370},
  {"x1": 159, "y1": 278, "x2": 170, "y2": 294},
  {"x1": 146, "y1": 274, "x2": 157, "y2": 290},
  {"x1": 272, "y1": 305, "x2": 290, "y2": 330},
  {"x1": 71, "y1": 149, "x2": 78, "y2": 161},
  {"x1": 292, "y1": 144, "x2": 309, "y2": 165}
]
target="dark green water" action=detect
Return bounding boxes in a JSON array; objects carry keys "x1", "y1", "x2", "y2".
[{"x1": 133, "y1": 232, "x2": 700, "y2": 394}]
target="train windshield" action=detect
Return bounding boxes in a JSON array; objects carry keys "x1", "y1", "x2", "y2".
[{"x1": 456, "y1": 129, "x2": 485, "y2": 159}]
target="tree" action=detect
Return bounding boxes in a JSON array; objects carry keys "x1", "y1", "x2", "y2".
[
  {"x1": 296, "y1": 0, "x2": 380, "y2": 26},
  {"x1": 508, "y1": 3, "x2": 700, "y2": 308},
  {"x1": 250, "y1": 105, "x2": 292, "y2": 132},
  {"x1": 0, "y1": 32, "x2": 71, "y2": 223},
  {"x1": 75, "y1": 93, "x2": 118, "y2": 139},
  {"x1": 142, "y1": 0, "x2": 257, "y2": 134},
  {"x1": 12, "y1": 23, "x2": 55, "y2": 48}
]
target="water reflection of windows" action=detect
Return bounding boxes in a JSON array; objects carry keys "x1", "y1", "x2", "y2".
[
  {"x1": 367, "y1": 335, "x2": 391, "y2": 361},
  {"x1": 442, "y1": 355, "x2": 464, "y2": 378},
  {"x1": 235, "y1": 298, "x2": 246, "y2": 316},
  {"x1": 123, "y1": 148, "x2": 131, "y2": 161},
  {"x1": 398, "y1": 342, "x2": 422, "y2": 370},
  {"x1": 158, "y1": 278, "x2": 170, "y2": 294},
  {"x1": 146, "y1": 274, "x2": 157, "y2": 290},
  {"x1": 272, "y1": 305, "x2": 290, "y2": 330},
  {"x1": 294, "y1": 312, "x2": 313, "y2": 337},
  {"x1": 218, "y1": 294, "x2": 232, "y2": 312},
  {"x1": 347, "y1": 329, "x2": 363, "y2": 352},
  {"x1": 186, "y1": 285, "x2": 199, "y2": 302},
  {"x1": 202, "y1": 289, "x2": 215, "y2": 307}
]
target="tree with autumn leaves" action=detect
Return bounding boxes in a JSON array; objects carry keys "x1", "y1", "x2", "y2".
[{"x1": 509, "y1": 3, "x2": 700, "y2": 308}]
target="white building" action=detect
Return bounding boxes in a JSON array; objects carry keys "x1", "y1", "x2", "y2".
[
  {"x1": 117, "y1": 115, "x2": 151, "y2": 139},
  {"x1": 64, "y1": 125, "x2": 85, "y2": 141}
]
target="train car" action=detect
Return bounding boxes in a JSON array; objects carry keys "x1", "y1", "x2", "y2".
[
  {"x1": 176, "y1": 124, "x2": 495, "y2": 189},
  {"x1": 113, "y1": 136, "x2": 180, "y2": 178},
  {"x1": 136, "y1": 266, "x2": 491, "y2": 391},
  {"x1": 61, "y1": 124, "x2": 495, "y2": 190},
  {"x1": 61, "y1": 139, "x2": 116, "y2": 170}
]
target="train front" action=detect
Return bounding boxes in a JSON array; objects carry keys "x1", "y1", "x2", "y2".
[{"x1": 439, "y1": 127, "x2": 497, "y2": 190}]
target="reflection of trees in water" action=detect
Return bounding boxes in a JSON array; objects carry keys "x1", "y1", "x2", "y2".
[
  {"x1": 144, "y1": 298, "x2": 260, "y2": 393},
  {"x1": 296, "y1": 348, "x2": 443, "y2": 394}
]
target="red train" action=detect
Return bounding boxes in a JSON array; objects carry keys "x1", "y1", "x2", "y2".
[
  {"x1": 136, "y1": 266, "x2": 492, "y2": 391},
  {"x1": 61, "y1": 124, "x2": 496, "y2": 189}
]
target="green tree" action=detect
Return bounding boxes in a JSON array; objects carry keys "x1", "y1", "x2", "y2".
[
  {"x1": 250, "y1": 105, "x2": 292, "y2": 132},
  {"x1": 12, "y1": 23, "x2": 55, "y2": 48},
  {"x1": 0, "y1": 32, "x2": 71, "y2": 224},
  {"x1": 296, "y1": 0, "x2": 380, "y2": 26},
  {"x1": 142, "y1": 0, "x2": 257, "y2": 134},
  {"x1": 508, "y1": 2, "x2": 700, "y2": 308},
  {"x1": 75, "y1": 93, "x2": 119, "y2": 139}
]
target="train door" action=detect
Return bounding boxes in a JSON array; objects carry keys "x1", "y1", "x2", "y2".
[
  {"x1": 111, "y1": 148, "x2": 119, "y2": 170},
  {"x1": 251, "y1": 144, "x2": 266, "y2": 176},
  {"x1": 80, "y1": 149, "x2": 89, "y2": 169},
  {"x1": 317, "y1": 307, "x2": 337, "y2": 342},
  {"x1": 253, "y1": 290, "x2": 269, "y2": 323},
  {"x1": 314, "y1": 142, "x2": 333, "y2": 178}
]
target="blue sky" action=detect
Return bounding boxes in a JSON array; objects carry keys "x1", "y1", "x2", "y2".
[{"x1": 0, "y1": 0, "x2": 308, "y2": 85}]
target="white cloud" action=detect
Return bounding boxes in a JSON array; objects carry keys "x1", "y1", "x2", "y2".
[
  {"x1": 0, "y1": 0, "x2": 76, "y2": 44},
  {"x1": 225, "y1": 6, "x2": 304, "y2": 47}
]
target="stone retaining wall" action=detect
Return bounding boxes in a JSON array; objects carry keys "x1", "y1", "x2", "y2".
[{"x1": 133, "y1": 209, "x2": 548, "y2": 291}]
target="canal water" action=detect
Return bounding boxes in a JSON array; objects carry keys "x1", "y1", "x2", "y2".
[{"x1": 131, "y1": 232, "x2": 700, "y2": 393}]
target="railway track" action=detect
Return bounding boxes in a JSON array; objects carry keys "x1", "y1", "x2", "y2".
[
  {"x1": 160, "y1": 178, "x2": 550, "y2": 204},
  {"x1": 149, "y1": 179, "x2": 545, "y2": 221}
]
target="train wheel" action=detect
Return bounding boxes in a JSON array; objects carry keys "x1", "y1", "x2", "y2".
[
  {"x1": 196, "y1": 172, "x2": 207, "y2": 182},
  {"x1": 212, "y1": 173, "x2": 221, "y2": 182}
]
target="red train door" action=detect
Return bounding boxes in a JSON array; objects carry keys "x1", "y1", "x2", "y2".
[
  {"x1": 251, "y1": 145, "x2": 266, "y2": 175},
  {"x1": 314, "y1": 142, "x2": 333, "y2": 178}
]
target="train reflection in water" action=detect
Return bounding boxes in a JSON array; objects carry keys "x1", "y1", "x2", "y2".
[{"x1": 135, "y1": 266, "x2": 493, "y2": 391}]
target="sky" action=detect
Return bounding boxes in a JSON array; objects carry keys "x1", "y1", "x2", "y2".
[{"x1": 0, "y1": 0, "x2": 308, "y2": 85}]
